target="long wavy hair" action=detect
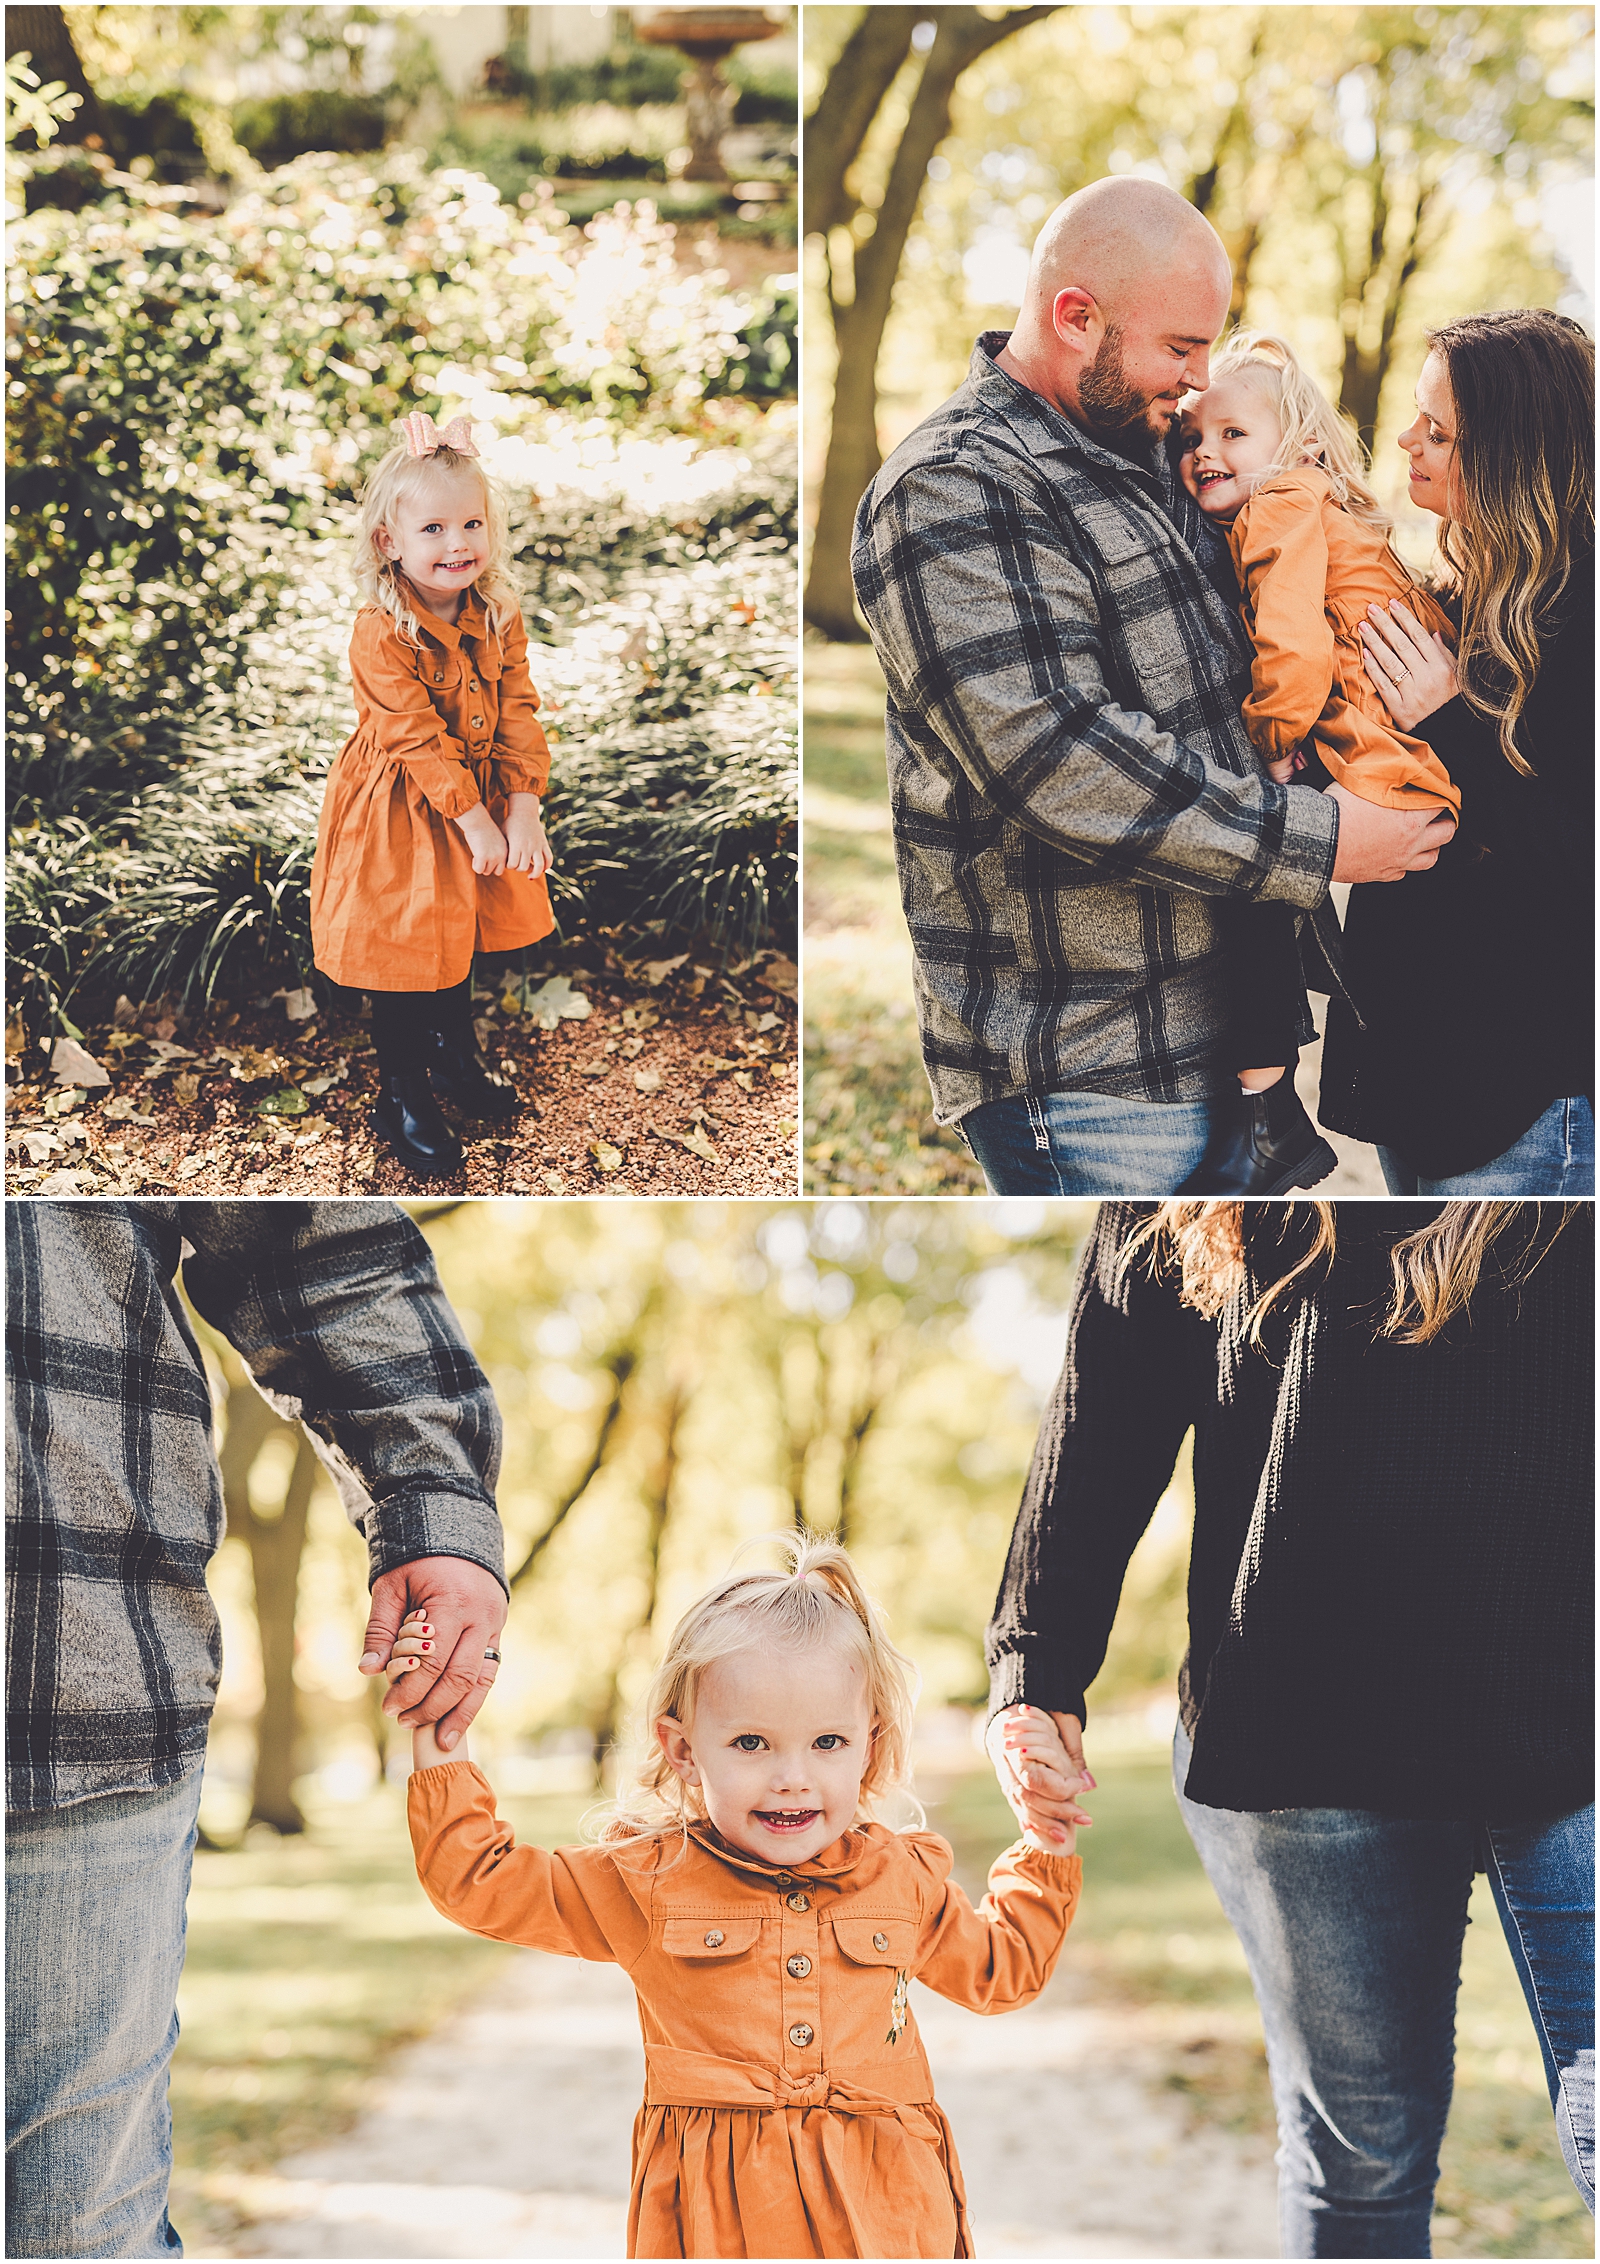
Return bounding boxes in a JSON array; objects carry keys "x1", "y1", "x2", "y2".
[
  {"x1": 599, "y1": 1532, "x2": 920, "y2": 1849},
  {"x1": 1193, "y1": 330, "x2": 1398, "y2": 538},
  {"x1": 1427, "y1": 309, "x2": 1594, "y2": 777},
  {"x1": 353, "y1": 438, "x2": 521, "y2": 645},
  {"x1": 1121, "y1": 1201, "x2": 1579, "y2": 1348}
]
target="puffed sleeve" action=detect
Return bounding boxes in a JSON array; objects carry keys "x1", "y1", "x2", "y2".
[
  {"x1": 1232, "y1": 482, "x2": 1338, "y2": 764},
  {"x1": 490, "y1": 607, "x2": 552, "y2": 798},
  {"x1": 905, "y1": 1831, "x2": 1080, "y2": 2013},
  {"x1": 348, "y1": 610, "x2": 483, "y2": 820},
  {"x1": 409, "y1": 1760, "x2": 651, "y2": 1967}
]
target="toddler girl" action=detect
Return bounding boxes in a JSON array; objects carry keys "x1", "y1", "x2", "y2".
[
  {"x1": 310, "y1": 412, "x2": 555, "y2": 1179},
  {"x1": 1173, "y1": 333, "x2": 1460, "y2": 1195},
  {"x1": 393, "y1": 1537, "x2": 1083, "y2": 2259}
]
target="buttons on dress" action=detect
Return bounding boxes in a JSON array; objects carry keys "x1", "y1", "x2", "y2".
[
  {"x1": 788, "y1": 2023, "x2": 814, "y2": 2048},
  {"x1": 433, "y1": 671, "x2": 444, "y2": 683},
  {"x1": 873, "y1": 1933, "x2": 889, "y2": 1951},
  {"x1": 470, "y1": 715, "x2": 485, "y2": 728},
  {"x1": 703, "y1": 1930, "x2": 725, "y2": 1948},
  {"x1": 786, "y1": 1953, "x2": 811, "y2": 1978},
  {"x1": 786, "y1": 1892, "x2": 810, "y2": 1913}
]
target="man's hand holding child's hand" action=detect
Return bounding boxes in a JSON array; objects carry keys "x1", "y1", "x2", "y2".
[
  {"x1": 987, "y1": 1704, "x2": 1094, "y2": 1854},
  {"x1": 1266, "y1": 748, "x2": 1307, "y2": 785},
  {"x1": 387, "y1": 1609, "x2": 473, "y2": 1769}
]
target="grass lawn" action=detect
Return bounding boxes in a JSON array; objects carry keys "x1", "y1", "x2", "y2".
[{"x1": 803, "y1": 638, "x2": 983, "y2": 1195}]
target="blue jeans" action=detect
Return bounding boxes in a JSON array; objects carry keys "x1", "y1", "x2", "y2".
[
  {"x1": 1378, "y1": 1095, "x2": 1594, "y2": 1196},
  {"x1": 1174, "y1": 1725, "x2": 1595, "y2": 2257},
  {"x1": 6, "y1": 1774, "x2": 202, "y2": 2258},
  {"x1": 960, "y1": 1087, "x2": 1218, "y2": 1194}
]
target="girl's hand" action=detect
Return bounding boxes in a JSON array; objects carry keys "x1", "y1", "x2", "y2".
[
  {"x1": 390, "y1": 1612, "x2": 473, "y2": 1769},
  {"x1": 1360, "y1": 600, "x2": 1457, "y2": 728},
  {"x1": 985, "y1": 1704, "x2": 1094, "y2": 1851},
  {"x1": 1266, "y1": 749, "x2": 1307, "y2": 785},
  {"x1": 504, "y1": 794, "x2": 553, "y2": 879},
  {"x1": 412, "y1": 1719, "x2": 460, "y2": 1770},
  {"x1": 456, "y1": 802, "x2": 509, "y2": 877}
]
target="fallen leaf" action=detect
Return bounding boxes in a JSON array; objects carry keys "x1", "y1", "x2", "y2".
[
  {"x1": 521, "y1": 976, "x2": 592, "y2": 1030},
  {"x1": 99, "y1": 1096, "x2": 152, "y2": 1124},
  {"x1": 678, "y1": 1122, "x2": 719, "y2": 1164},
  {"x1": 634, "y1": 1068, "x2": 662, "y2": 1094},
  {"x1": 172, "y1": 1073, "x2": 201, "y2": 1107},
  {"x1": 621, "y1": 1006, "x2": 660, "y2": 1031},
  {"x1": 51, "y1": 1037, "x2": 111, "y2": 1089},
  {"x1": 541, "y1": 1170, "x2": 567, "y2": 1193},
  {"x1": 5, "y1": 1007, "x2": 26, "y2": 1063},
  {"x1": 177, "y1": 1156, "x2": 212, "y2": 1181},
  {"x1": 37, "y1": 1167, "x2": 100, "y2": 1196},
  {"x1": 271, "y1": 988, "x2": 318, "y2": 1022},
  {"x1": 301, "y1": 1066, "x2": 347, "y2": 1096},
  {"x1": 112, "y1": 995, "x2": 139, "y2": 1029},
  {"x1": 620, "y1": 1035, "x2": 646, "y2": 1058},
  {"x1": 759, "y1": 957, "x2": 798, "y2": 999},
  {"x1": 693, "y1": 1055, "x2": 738, "y2": 1076},
  {"x1": 589, "y1": 1137, "x2": 625, "y2": 1174},
  {"x1": 210, "y1": 1045, "x2": 286, "y2": 1082},
  {"x1": 44, "y1": 1086, "x2": 87, "y2": 1117},
  {"x1": 733, "y1": 1071, "x2": 756, "y2": 1091},
  {"x1": 255, "y1": 1088, "x2": 310, "y2": 1118},
  {"x1": 19, "y1": 1130, "x2": 60, "y2": 1163},
  {"x1": 641, "y1": 954, "x2": 689, "y2": 988}
]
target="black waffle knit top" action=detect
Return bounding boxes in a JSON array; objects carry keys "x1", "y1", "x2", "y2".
[{"x1": 986, "y1": 1203, "x2": 1593, "y2": 1819}]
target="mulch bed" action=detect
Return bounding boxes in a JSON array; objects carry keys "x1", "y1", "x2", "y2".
[{"x1": 6, "y1": 946, "x2": 798, "y2": 1200}]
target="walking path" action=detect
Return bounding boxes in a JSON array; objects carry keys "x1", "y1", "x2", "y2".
[{"x1": 205, "y1": 1949, "x2": 1280, "y2": 2259}]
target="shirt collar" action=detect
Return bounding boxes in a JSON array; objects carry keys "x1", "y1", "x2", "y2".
[
  {"x1": 687, "y1": 1819, "x2": 886, "y2": 1889},
  {"x1": 399, "y1": 576, "x2": 487, "y2": 650},
  {"x1": 969, "y1": 330, "x2": 1160, "y2": 484}
]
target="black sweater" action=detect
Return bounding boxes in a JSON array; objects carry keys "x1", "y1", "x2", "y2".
[
  {"x1": 1318, "y1": 546, "x2": 1594, "y2": 1176},
  {"x1": 986, "y1": 1202, "x2": 1593, "y2": 1818}
]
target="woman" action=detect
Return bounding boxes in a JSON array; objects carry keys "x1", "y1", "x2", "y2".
[
  {"x1": 1318, "y1": 309, "x2": 1594, "y2": 1193},
  {"x1": 986, "y1": 1200, "x2": 1593, "y2": 2260}
]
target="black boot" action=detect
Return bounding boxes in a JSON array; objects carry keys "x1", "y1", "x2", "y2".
[
  {"x1": 1176, "y1": 1077, "x2": 1337, "y2": 1195},
  {"x1": 371, "y1": 1070, "x2": 464, "y2": 1178},
  {"x1": 429, "y1": 1009, "x2": 522, "y2": 1122}
]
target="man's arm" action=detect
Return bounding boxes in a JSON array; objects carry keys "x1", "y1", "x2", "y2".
[{"x1": 179, "y1": 1202, "x2": 506, "y2": 1748}]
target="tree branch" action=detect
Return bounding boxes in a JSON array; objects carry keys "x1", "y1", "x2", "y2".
[
  {"x1": 506, "y1": 1345, "x2": 638, "y2": 1590},
  {"x1": 802, "y1": 6, "x2": 918, "y2": 241}
]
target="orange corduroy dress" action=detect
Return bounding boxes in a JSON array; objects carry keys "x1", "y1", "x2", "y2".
[
  {"x1": 310, "y1": 579, "x2": 555, "y2": 994},
  {"x1": 1229, "y1": 466, "x2": 1461, "y2": 817},
  {"x1": 409, "y1": 1761, "x2": 1081, "y2": 2260}
]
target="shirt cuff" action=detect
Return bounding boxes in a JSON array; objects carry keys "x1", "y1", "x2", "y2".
[
  {"x1": 1258, "y1": 781, "x2": 1339, "y2": 910},
  {"x1": 363, "y1": 1494, "x2": 508, "y2": 1594},
  {"x1": 987, "y1": 1651, "x2": 1089, "y2": 1730}
]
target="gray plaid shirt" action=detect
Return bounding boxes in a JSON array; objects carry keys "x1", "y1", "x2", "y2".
[
  {"x1": 852, "y1": 333, "x2": 1340, "y2": 1124},
  {"x1": 6, "y1": 1202, "x2": 504, "y2": 1813}
]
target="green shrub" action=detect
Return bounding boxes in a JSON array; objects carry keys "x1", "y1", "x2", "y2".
[{"x1": 232, "y1": 91, "x2": 390, "y2": 167}]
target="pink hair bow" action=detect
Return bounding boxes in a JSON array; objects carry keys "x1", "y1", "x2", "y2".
[{"x1": 398, "y1": 411, "x2": 479, "y2": 460}]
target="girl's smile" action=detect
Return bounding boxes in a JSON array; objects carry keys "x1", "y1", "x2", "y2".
[{"x1": 657, "y1": 1642, "x2": 876, "y2": 1866}]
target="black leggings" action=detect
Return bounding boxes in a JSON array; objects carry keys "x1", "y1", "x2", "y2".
[
  {"x1": 368, "y1": 979, "x2": 471, "y2": 1079},
  {"x1": 1214, "y1": 900, "x2": 1308, "y2": 1073}
]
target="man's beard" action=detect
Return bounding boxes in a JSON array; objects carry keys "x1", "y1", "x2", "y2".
[{"x1": 1077, "y1": 324, "x2": 1169, "y2": 457}]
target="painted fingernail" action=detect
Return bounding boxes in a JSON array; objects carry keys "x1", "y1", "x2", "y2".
[{"x1": 421, "y1": 1642, "x2": 433, "y2": 1651}]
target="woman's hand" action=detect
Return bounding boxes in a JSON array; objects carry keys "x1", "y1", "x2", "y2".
[
  {"x1": 503, "y1": 793, "x2": 553, "y2": 879},
  {"x1": 1360, "y1": 599, "x2": 1457, "y2": 727},
  {"x1": 985, "y1": 1704, "x2": 1095, "y2": 1850}
]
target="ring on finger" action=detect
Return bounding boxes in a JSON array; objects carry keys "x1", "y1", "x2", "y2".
[{"x1": 483, "y1": 1646, "x2": 502, "y2": 1664}]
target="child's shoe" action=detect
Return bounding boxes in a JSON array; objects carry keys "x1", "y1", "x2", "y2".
[
  {"x1": 372, "y1": 1071, "x2": 464, "y2": 1178},
  {"x1": 429, "y1": 1028, "x2": 521, "y2": 1122},
  {"x1": 1176, "y1": 1078, "x2": 1337, "y2": 1195}
]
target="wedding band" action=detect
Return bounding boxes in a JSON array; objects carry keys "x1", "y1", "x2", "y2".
[{"x1": 483, "y1": 1646, "x2": 502, "y2": 1663}]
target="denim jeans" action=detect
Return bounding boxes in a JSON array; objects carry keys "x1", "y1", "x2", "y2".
[
  {"x1": 1174, "y1": 1724, "x2": 1595, "y2": 2258},
  {"x1": 960, "y1": 1087, "x2": 1219, "y2": 1194},
  {"x1": 1378, "y1": 1095, "x2": 1594, "y2": 1196},
  {"x1": 6, "y1": 1773, "x2": 203, "y2": 2258}
]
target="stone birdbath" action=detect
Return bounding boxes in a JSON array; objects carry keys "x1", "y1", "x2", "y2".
[{"x1": 632, "y1": 7, "x2": 782, "y2": 183}]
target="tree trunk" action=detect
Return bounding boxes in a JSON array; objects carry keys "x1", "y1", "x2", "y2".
[
  {"x1": 245, "y1": 1437, "x2": 316, "y2": 1834},
  {"x1": 804, "y1": 6, "x2": 1059, "y2": 639},
  {"x1": 589, "y1": 1380, "x2": 689, "y2": 1780},
  {"x1": 4, "y1": 6, "x2": 109, "y2": 143}
]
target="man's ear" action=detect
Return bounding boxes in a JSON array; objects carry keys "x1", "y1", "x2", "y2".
[
  {"x1": 657, "y1": 1716, "x2": 699, "y2": 1786},
  {"x1": 1049, "y1": 286, "x2": 1100, "y2": 351}
]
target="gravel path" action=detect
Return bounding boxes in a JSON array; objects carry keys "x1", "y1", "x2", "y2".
[{"x1": 201, "y1": 1951, "x2": 1280, "y2": 2261}]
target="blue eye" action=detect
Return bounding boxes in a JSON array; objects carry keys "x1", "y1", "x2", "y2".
[
  {"x1": 814, "y1": 1734, "x2": 845, "y2": 1751},
  {"x1": 732, "y1": 1734, "x2": 764, "y2": 1752}
]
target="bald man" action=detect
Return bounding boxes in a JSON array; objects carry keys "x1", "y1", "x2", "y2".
[{"x1": 852, "y1": 178, "x2": 1454, "y2": 1196}]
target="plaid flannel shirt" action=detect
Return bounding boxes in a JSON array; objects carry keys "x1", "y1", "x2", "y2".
[
  {"x1": 852, "y1": 333, "x2": 1340, "y2": 1125},
  {"x1": 6, "y1": 1201, "x2": 505, "y2": 1813}
]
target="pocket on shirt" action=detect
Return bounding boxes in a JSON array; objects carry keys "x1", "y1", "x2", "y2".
[
  {"x1": 831, "y1": 1917, "x2": 919, "y2": 1968},
  {"x1": 660, "y1": 1917, "x2": 764, "y2": 1961}
]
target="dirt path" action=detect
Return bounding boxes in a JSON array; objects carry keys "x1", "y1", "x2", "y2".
[
  {"x1": 198, "y1": 1950, "x2": 1279, "y2": 2261},
  {"x1": 5, "y1": 950, "x2": 798, "y2": 1199}
]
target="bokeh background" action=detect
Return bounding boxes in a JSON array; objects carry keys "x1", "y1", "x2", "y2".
[
  {"x1": 169, "y1": 1198, "x2": 1589, "y2": 2258},
  {"x1": 5, "y1": 5, "x2": 799, "y2": 1198},
  {"x1": 799, "y1": 3, "x2": 1595, "y2": 1196}
]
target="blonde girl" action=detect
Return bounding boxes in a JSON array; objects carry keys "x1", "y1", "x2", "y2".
[
  {"x1": 392, "y1": 1535, "x2": 1084, "y2": 2259},
  {"x1": 309, "y1": 412, "x2": 555, "y2": 1180},
  {"x1": 1171, "y1": 333, "x2": 1459, "y2": 1195}
]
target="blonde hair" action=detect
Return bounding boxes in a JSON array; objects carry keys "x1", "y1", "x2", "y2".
[
  {"x1": 600, "y1": 1532, "x2": 919, "y2": 1847},
  {"x1": 1201, "y1": 331, "x2": 1397, "y2": 537},
  {"x1": 1122, "y1": 1201, "x2": 1578, "y2": 1348},
  {"x1": 1427, "y1": 310, "x2": 1595, "y2": 777},
  {"x1": 353, "y1": 438, "x2": 522, "y2": 645}
]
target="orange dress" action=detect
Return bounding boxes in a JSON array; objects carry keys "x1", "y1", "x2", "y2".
[
  {"x1": 1229, "y1": 467, "x2": 1461, "y2": 816},
  {"x1": 409, "y1": 1761, "x2": 1081, "y2": 2260},
  {"x1": 310, "y1": 579, "x2": 555, "y2": 993}
]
